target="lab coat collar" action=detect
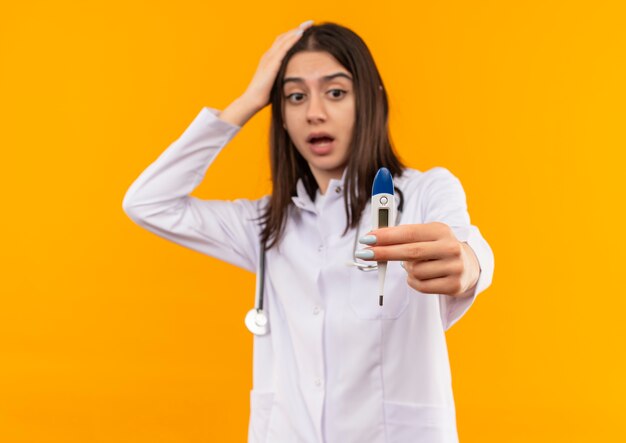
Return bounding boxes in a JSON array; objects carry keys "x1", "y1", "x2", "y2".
[
  {"x1": 291, "y1": 180, "x2": 314, "y2": 212},
  {"x1": 291, "y1": 167, "x2": 349, "y2": 213}
]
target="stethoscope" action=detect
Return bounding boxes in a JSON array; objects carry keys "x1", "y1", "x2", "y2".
[{"x1": 245, "y1": 181, "x2": 405, "y2": 336}]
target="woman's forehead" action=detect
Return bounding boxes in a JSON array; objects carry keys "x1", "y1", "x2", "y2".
[{"x1": 284, "y1": 51, "x2": 351, "y2": 81}]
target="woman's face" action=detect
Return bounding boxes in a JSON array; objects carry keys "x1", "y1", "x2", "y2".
[{"x1": 282, "y1": 51, "x2": 355, "y2": 189}]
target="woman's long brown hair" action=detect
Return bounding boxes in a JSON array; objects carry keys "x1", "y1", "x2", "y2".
[{"x1": 258, "y1": 22, "x2": 405, "y2": 250}]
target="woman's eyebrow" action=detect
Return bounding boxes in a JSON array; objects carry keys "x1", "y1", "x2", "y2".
[{"x1": 282, "y1": 72, "x2": 353, "y2": 86}]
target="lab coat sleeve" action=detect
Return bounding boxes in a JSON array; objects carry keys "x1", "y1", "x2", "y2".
[
  {"x1": 420, "y1": 167, "x2": 495, "y2": 331},
  {"x1": 122, "y1": 106, "x2": 265, "y2": 273}
]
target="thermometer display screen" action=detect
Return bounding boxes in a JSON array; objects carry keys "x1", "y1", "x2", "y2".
[{"x1": 378, "y1": 208, "x2": 389, "y2": 228}]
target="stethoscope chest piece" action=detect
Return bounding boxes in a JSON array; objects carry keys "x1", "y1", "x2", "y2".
[
  {"x1": 245, "y1": 242, "x2": 269, "y2": 336},
  {"x1": 245, "y1": 308, "x2": 269, "y2": 336}
]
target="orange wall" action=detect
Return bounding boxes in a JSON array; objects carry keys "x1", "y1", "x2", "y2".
[{"x1": 1, "y1": 1, "x2": 625, "y2": 441}]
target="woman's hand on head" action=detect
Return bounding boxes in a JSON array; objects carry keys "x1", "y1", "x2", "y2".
[
  {"x1": 240, "y1": 20, "x2": 314, "y2": 111},
  {"x1": 357, "y1": 222, "x2": 481, "y2": 297}
]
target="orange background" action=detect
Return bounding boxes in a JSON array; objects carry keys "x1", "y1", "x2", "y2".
[{"x1": 1, "y1": 1, "x2": 625, "y2": 441}]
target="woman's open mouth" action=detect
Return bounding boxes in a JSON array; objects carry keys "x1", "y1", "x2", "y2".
[{"x1": 307, "y1": 134, "x2": 335, "y2": 155}]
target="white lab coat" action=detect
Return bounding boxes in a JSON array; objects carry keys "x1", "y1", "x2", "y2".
[{"x1": 122, "y1": 107, "x2": 495, "y2": 443}]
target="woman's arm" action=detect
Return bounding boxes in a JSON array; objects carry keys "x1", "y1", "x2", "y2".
[
  {"x1": 218, "y1": 95, "x2": 263, "y2": 127},
  {"x1": 121, "y1": 105, "x2": 265, "y2": 272},
  {"x1": 122, "y1": 21, "x2": 314, "y2": 272}
]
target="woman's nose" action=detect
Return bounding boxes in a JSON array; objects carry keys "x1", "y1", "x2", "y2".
[{"x1": 306, "y1": 94, "x2": 327, "y2": 123}]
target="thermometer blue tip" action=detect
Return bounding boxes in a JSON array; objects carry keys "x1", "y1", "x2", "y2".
[{"x1": 372, "y1": 167, "x2": 394, "y2": 196}]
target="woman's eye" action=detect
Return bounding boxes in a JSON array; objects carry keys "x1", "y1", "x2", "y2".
[
  {"x1": 328, "y1": 89, "x2": 347, "y2": 99},
  {"x1": 286, "y1": 93, "x2": 305, "y2": 103}
]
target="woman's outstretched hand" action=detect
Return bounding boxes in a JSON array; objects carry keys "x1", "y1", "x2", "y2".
[
  {"x1": 357, "y1": 222, "x2": 481, "y2": 297},
  {"x1": 219, "y1": 20, "x2": 314, "y2": 127}
]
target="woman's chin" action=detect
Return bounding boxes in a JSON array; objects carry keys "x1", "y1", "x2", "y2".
[{"x1": 309, "y1": 159, "x2": 348, "y2": 178}]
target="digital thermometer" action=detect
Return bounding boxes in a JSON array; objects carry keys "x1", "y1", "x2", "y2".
[{"x1": 371, "y1": 168, "x2": 397, "y2": 306}]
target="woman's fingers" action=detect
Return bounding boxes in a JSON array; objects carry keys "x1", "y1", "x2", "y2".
[
  {"x1": 269, "y1": 21, "x2": 313, "y2": 55},
  {"x1": 298, "y1": 19, "x2": 315, "y2": 29},
  {"x1": 364, "y1": 223, "x2": 449, "y2": 245},
  {"x1": 404, "y1": 257, "x2": 463, "y2": 280},
  {"x1": 356, "y1": 239, "x2": 459, "y2": 262},
  {"x1": 406, "y1": 274, "x2": 463, "y2": 295},
  {"x1": 355, "y1": 223, "x2": 474, "y2": 297}
]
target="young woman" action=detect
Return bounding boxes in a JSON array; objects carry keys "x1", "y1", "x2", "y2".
[{"x1": 123, "y1": 20, "x2": 494, "y2": 443}]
